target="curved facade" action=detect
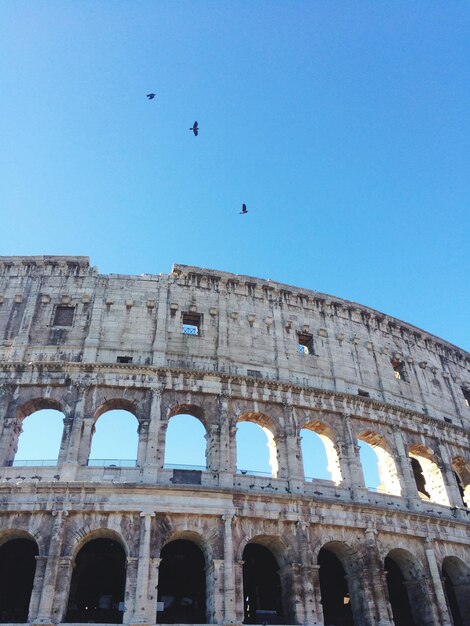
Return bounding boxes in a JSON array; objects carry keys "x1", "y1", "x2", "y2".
[{"x1": 0, "y1": 255, "x2": 469, "y2": 626}]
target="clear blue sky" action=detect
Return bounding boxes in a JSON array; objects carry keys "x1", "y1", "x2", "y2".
[
  {"x1": 2, "y1": 2, "x2": 468, "y2": 486},
  {"x1": 1, "y1": 1, "x2": 469, "y2": 351}
]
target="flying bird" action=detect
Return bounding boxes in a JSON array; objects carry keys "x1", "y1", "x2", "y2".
[
  {"x1": 240, "y1": 203, "x2": 248, "y2": 215},
  {"x1": 146, "y1": 93, "x2": 156, "y2": 100},
  {"x1": 190, "y1": 121, "x2": 199, "y2": 136}
]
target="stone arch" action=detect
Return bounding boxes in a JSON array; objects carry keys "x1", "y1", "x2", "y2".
[
  {"x1": 242, "y1": 534, "x2": 294, "y2": 624},
  {"x1": 12, "y1": 398, "x2": 66, "y2": 466},
  {"x1": 451, "y1": 456, "x2": 470, "y2": 507},
  {"x1": 236, "y1": 412, "x2": 280, "y2": 477},
  {"x1": 163, "y1": 404, "x2": 208, "y2": 469},
  {"x1": 17, "y1": 397, "x2": 66, "y2": 420},
  {"x1": 92, "y1": 398, "x2": 141, "y2": 423},
  {"x1": 0, "y1": 533, "x2": 39, "y2": 623},
  {"x1": 317, "y1": 540, "x2": 367, "y2": 626},
  {"x1": 157, "y1": 533, "x2": 208, "y2": 624},
  {"x1": 358, "y1": 430, "x2": 402, "y2": 495},
  {"x1": 64, "y1": 531, "x2": 128, "y2": 624},
  {"x1": 160, "y1": 529, "x2": 212, "y2": 562},
  {"x1": 88, "y1": 405, "x2": 139, "y2": 466},
  {"x1": 441, "y1": 556, "x2": 470, "y2": 626},
  {"x1": 69, "y1": 528, "x2": 130, "y2": 560},
  {"x1": 409, "y1": 444, "x2": 450, "y2": 506},
  {"x1": 300, "y1": 419, "x2": 343, "y2": 485},
  {"x1": 384, "y1": 548, "x2": 431, "y2": 626}
]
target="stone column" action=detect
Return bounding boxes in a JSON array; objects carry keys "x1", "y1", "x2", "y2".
[
  {"x1": 130, "y1": 512, "x2": 156, "y2": 625},
  {"x1": 362, "y1": 528, "x2": 394, "y2": 626},
  {"x1": 391, "y1": 427, "x2": 420, "y2": 507},
  {"x1": 83, "y1": 287, "x2": 106, "y2": 361},
  {"x1": 218, "y1": 394, "x2": 234, "y2": 488},
  {"x1": 424, "y1": 539, "x2": 452, "y2": 626},
  {"x1": 140, "y1": 387, "x2": 164, "y2": 482},
  {"x1": 11, "y1": 278, "x2": 40, "y2": 361},
  {"x1": 124, "y1": 557, "x2": 139, "y2": 624},
  {"x1": 148, "y1": 557, "x2": 161, "y2": 623},
  {"x1": 340, "y1": 413, "x2": 365, "y2": 498},
  {"x1": 28, "y1": 556, "x2": 48, "y2": 622},
  {"x1": 52, "y1": 556, "x2": 74, "y2": 622},
  {"x1": 234, "y1": 560, "x2": 245, "y2": 623},
  {"x1": 283, "y1": 402, "x2": 304, "y2": 494},
  {"x1": 77, "y1": 417, "x2": 95, "y2": 465},
  {"x1": 295, "y1": 522, "x2": 317, "y2": 625},
  {"x1": 206, "y1": 424, "x2": 221, "y2": 472},
  {"x1": 437, "y1": 442, "x2": 464, "y2": 506},
  {"x1": 32, "y1": 510, "x2": 68, "y2": 624},
  {"x1": 222, "y1": 514, "x2": 237, "y2": 623},
  {"x1": 207, "y1": 558, "x2": 224, "y2": 624},
  {"x1": 0, "y1": 416, "x2": 22, "y2": 466},
  {"x1": 278, "y1": 561, "x2": 303, "y2": 625},
  {"x1": 310, "y1": 564, "x2": 324, "y2": 626}
]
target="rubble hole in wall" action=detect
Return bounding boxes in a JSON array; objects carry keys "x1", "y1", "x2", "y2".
[
  {"x1": 451, "y1": 457, "x2": 470, "y2": 507},
  {"x1": 409, "y1": 445, "x2": 450, "y2": 506},
  {"x1": 0, "y1": 537, "x2": 38, "y2": 623}
]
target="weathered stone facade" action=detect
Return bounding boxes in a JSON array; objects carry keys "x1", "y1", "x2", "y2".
[{"x1": 0, "y1": 255, "x2": 469, "y2": 626}]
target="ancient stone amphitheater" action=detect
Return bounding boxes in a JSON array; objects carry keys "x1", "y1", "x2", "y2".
[{"x1": 0, "y1": 256, "x2": 469, "y2": 626}]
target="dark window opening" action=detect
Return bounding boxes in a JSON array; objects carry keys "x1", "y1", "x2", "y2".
[
  {"x1": 444, "y1": 417, "x2": 452, "y2": 424},
  {"x1": 357, "y1": 389, "x2": 370, "y2": 398},
  {"x1": 462, "y1": 387, "x2": 470, "y2": 408},
  {"x1": 182, "y1": 313, "x2": 201, "y2": 336},
  {"x1": 297, "y1": 333, "x2": 314, "y2": 355},
  {"x1": 0, "y1": 538, "x2": 38, "y2": 623},
  {"x1": 243, "y1": 544, "x2": 285, "y2": 625},
  {"x1": 318, "y1": 548, "x2": 353, "y2": 626},
  {"x1": 385, "y1": 556, "x2": 416, "y2": 626},
  {"x1": 442, "y1": 563, "x2": 466, "y2": 626},
  {"x1": 53, "y1": 305, "x2": 74, "y2": 326},
  {"x1": 65, "y1": 538, "x2": 126, "y2": 624},
  {"x1": 157, "y1": 539, "x2": 206, "y2": 624},
  {"x1": 410, "y1": 458, "x2": 430, "y2": 499},
  {"x1": 116, "y1": 356, "x2": 133, "y2": 364},
  {"x1": 391, "y1": 359, "x2": 408, "y2": 381},
  {"x1": 247, "y1": 369, "x2": 263, "y2": 379}
]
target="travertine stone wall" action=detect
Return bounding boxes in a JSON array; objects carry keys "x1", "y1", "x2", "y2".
[{"x1": 0, "y1": 256, "x2": 469, "y2": 626}]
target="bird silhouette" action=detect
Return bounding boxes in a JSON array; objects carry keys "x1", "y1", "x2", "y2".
[
  {"x1": 190, "y1": 121, "x2": 199, "y2": 136},
  {"x1": 240, "y1": 203, "x2": 248, "y2": 215},
  {"x1": 146, "y1": 93, "x2": 156, "y2": 100}
]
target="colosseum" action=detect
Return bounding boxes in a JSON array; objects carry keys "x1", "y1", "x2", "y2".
[{"x1": 0, "y1": 255, "x2": 469, "y2": 626}]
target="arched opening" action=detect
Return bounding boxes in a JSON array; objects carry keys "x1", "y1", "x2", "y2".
[
  {"x1": 409, "y1": 445, "x2": 449, "y2": 506},
  {"x1": 64, "y1": 537, "x2": 126, "y2": 624},
  {"x1": 88, "y1": 410, "x2": 138, "y2": 466},
  {"x1": 452, "y1": 457, "x2": 470, "y2": 508},
  {"x1": 442, "y1": 556, "x2": 470, "y2": 626},
  {"x1": 358, "y1": 432, "x2": 401, "y2": 495},
  {"x1": 164, "y1": 414, "x2": 207, "y2": 469},
  {"x1": 156, "y1": 539, "x2": 206, "y2": 623},
  {"x1": 318, "y1": 547, "x2": 354, "y2": 626},
  {"x1": 0, "y1": 537, "x2": 38, "y2": 623},
  {"x1": 300, "y1": 421, "x2": 342, "y2": 484},
  {"x1": 384, "y1": 549, "x2": 431, "y2": 626},
  {"x1": 237, "y1": 414, "x2": 278, "y2": 477},
  {"x1": 384, "y1": 555, "x2": 415, "y2": 626},
  {"x1": 242, "y1": 543, "x2": 285, "y2": 624},
  {"x1": 14, "y1": 408, "x2": 64, "y2": 466}
]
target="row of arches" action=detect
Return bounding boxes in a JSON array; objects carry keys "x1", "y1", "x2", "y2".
[
  {"x1": 10, "y1": 406, "x2": 470, "y2": 509},
  {"x1": 1, "y1": 533, "x2": 469, "y2": 625}
]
